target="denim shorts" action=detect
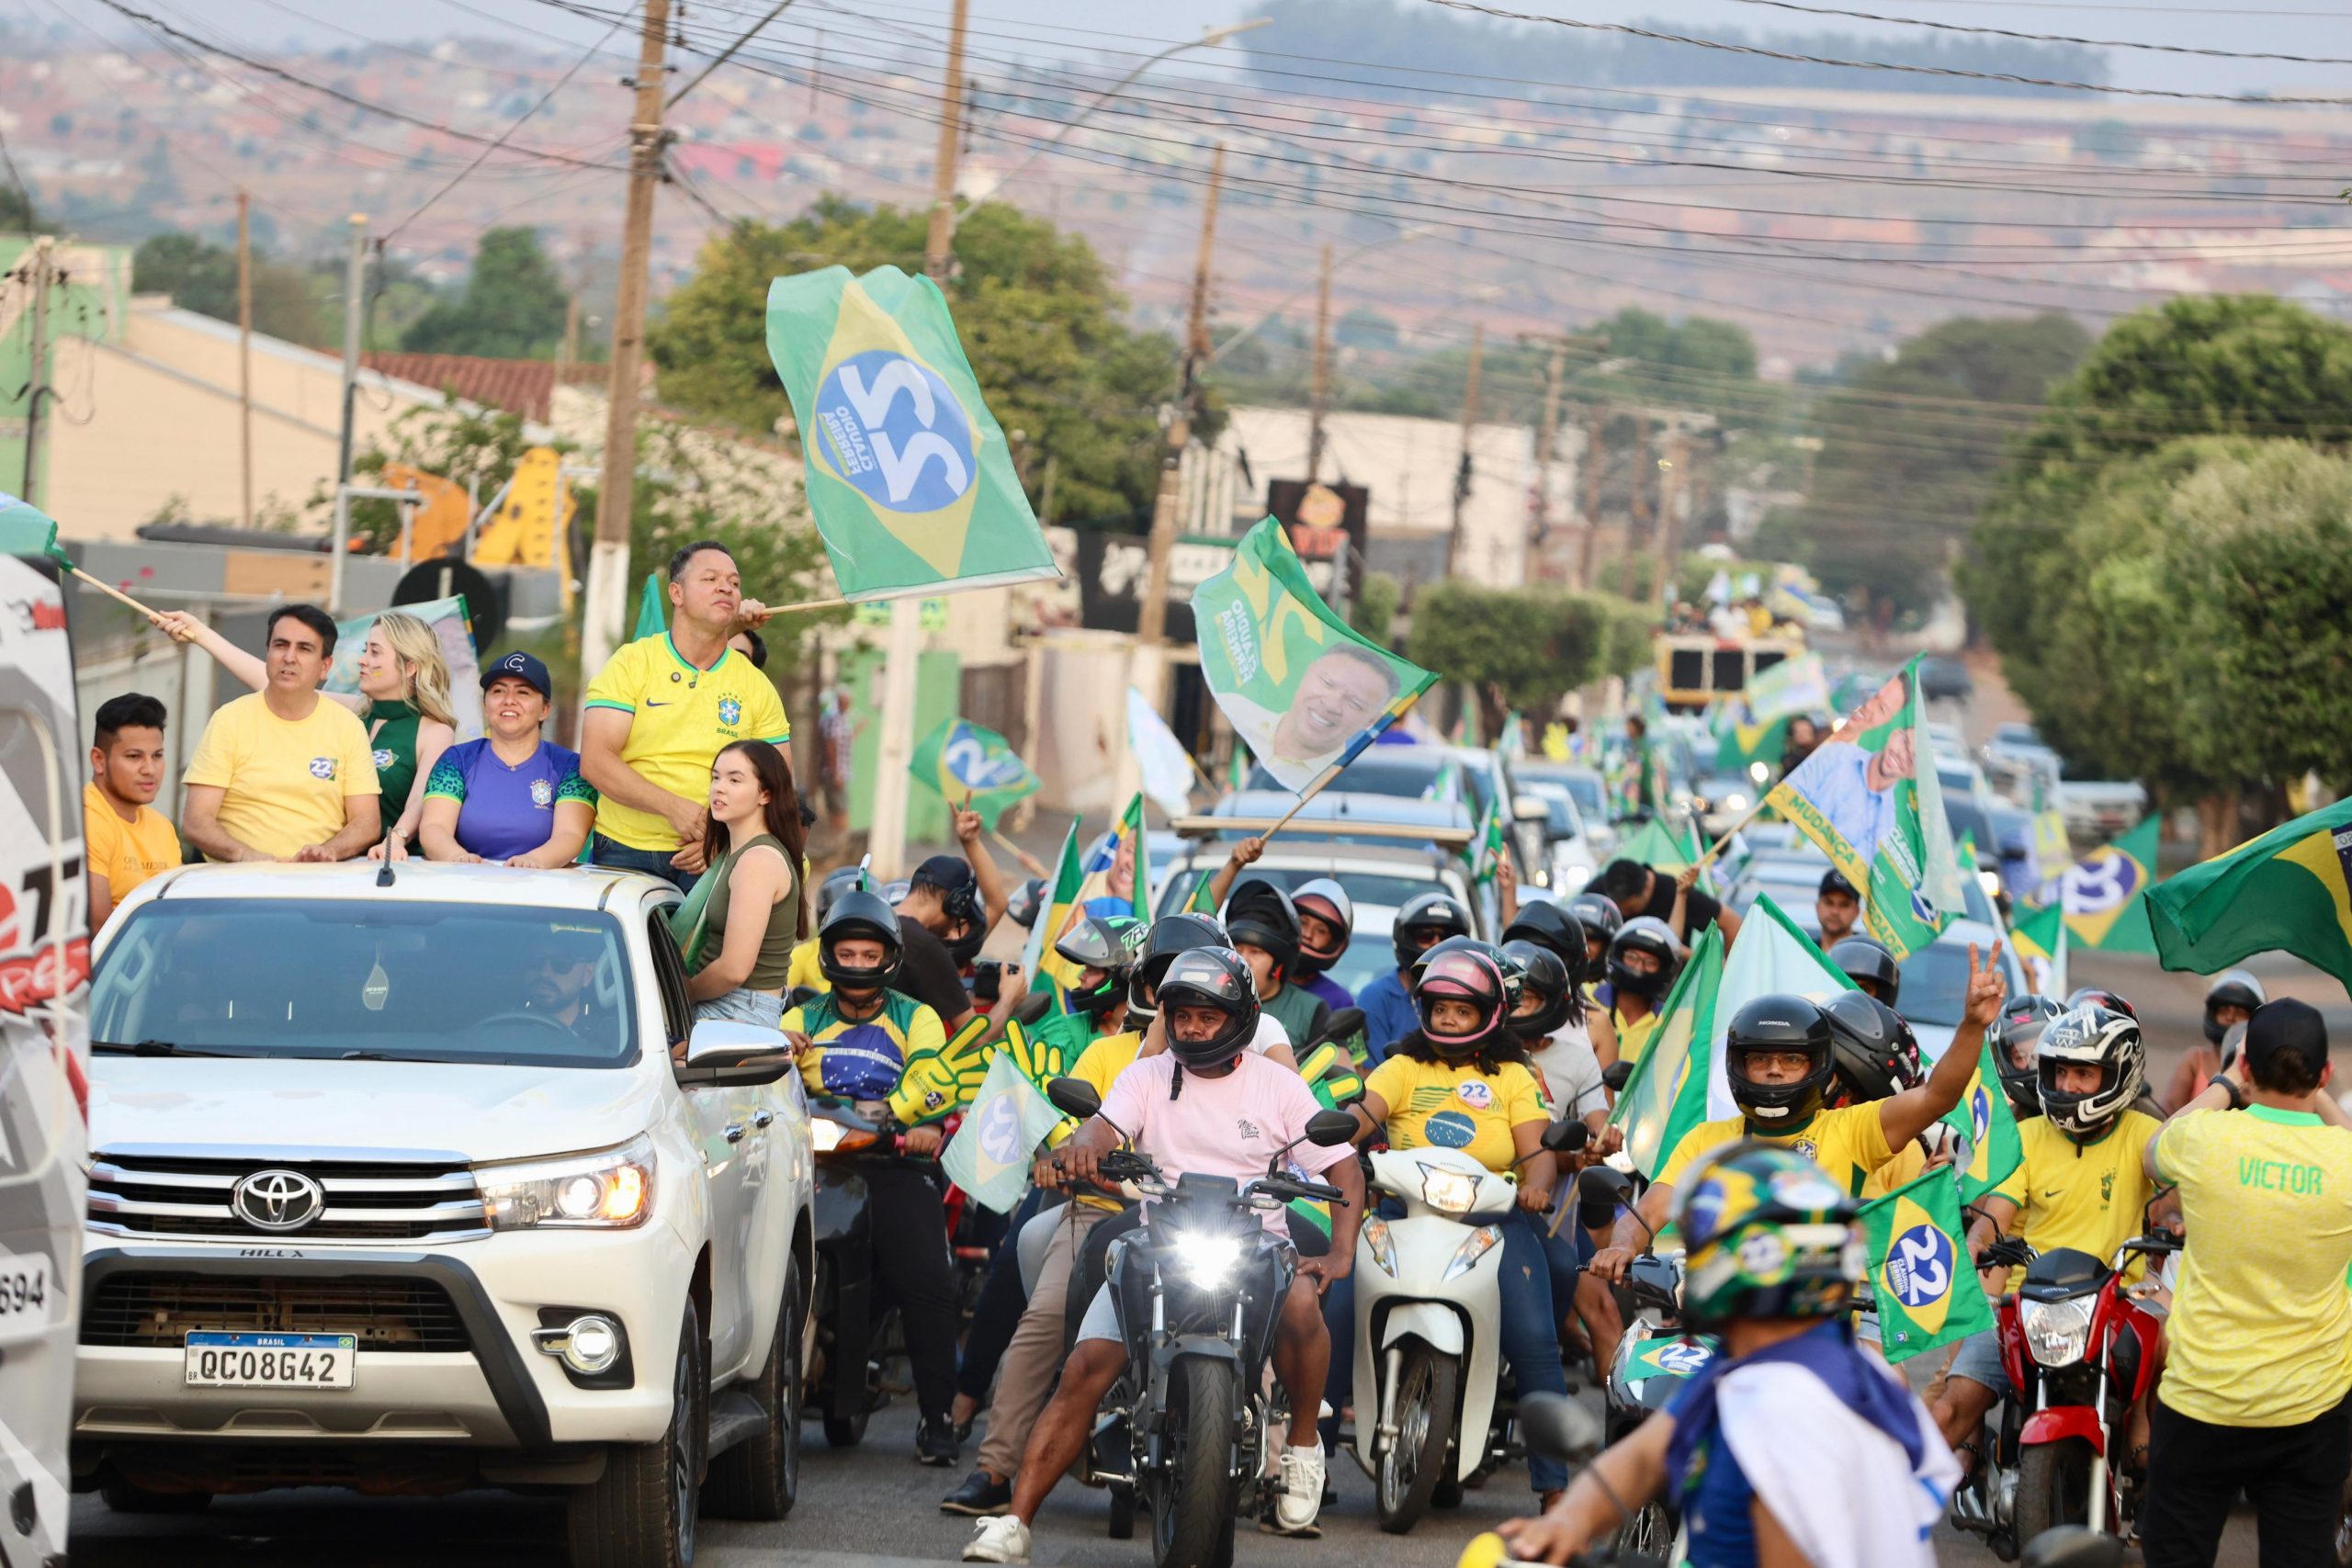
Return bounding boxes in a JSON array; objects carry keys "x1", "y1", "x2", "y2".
[
  {"x1": 1947, "y1": 1327, "x2": 2008, "y2": 1394},
  {"x1": 694, "y1": 988, "x2": 785, "y2": 1028}
]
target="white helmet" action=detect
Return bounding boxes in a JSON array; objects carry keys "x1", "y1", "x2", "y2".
[{"x1": 2036, "y1": 1005, "x2": 2145, "y2": 1136}]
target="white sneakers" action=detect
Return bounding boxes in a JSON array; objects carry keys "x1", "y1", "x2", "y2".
[
  {"x1": 1271, "y1": 1440, "x2": 1327, "y2": 1536},
  {"x1": 962, "y1": 1514, "x2": 1032, "y2": 1563}
]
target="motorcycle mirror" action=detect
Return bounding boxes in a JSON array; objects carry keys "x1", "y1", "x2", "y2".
[
  {"x1": 1515, "y1": 1392, "x2": 1604, "y2": 1468},
  {"x1": 1576, "y1": 1164, "x2": 1634, "y2": 1209},
  {"x1": 1542, "y1": 1118, "x2": 1589, "y2": 1154},
  {"x1": 1311, "y1": 1008, "x2": 1365, "y2": 1049},
  {"x1": 1601, "y1": 1061, "x2": 1635, "y2": 1092},
  {"x1": 1012, "y1": 990, "x2": 1055, "y2": 1027},
  {"x1": 1304, "y1": 1108, "x2": 1363, "y2": 1148},
  {"x1": 2020, "y1": 1527, "x2": 2125, "y2": 1568},
  {"x1": 1046, "y1": 1076, "x2": 1102, "y2": 1122}
]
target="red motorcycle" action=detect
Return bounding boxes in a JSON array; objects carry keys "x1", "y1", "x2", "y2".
[{"x1": 1961, "y1": 1230, "x2": 2178, "y2": 1552}]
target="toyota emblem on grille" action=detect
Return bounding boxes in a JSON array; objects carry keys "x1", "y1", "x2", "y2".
[{"x1": 232, "y1": 1169, "x2": 324, "y2": 1232}]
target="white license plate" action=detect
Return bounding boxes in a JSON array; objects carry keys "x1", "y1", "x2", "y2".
[
  {"x1": 0, "y1": 1248, "x2": 54, "y2": 1342},
  {"x1": 184, "y1": 1331, "x2": 356, "y2": 1390}
]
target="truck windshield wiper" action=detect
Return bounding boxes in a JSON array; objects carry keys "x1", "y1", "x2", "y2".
[{"x1": 91, "y1": 1039, "x2": 239, "y2": 1057}]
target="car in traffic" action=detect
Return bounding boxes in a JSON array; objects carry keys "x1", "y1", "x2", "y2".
[
  {"x1": 1247, "y1": 744, "x2": 1545, "y2": 882},
  {"x1": 1918, "y1": 656, "x2": 1973, "y2": 703},
  {"x1": 1895, "y1": 916, "x2": 2030, "y2": 1059},
  {"x1": 77, "y1": 863, "x2": 817, "y2": 1568},
  {"x1": 1510, "y1": 761, "x2": 1615, "y2": 858},
  {"x1": 1514, "y1": 778, "x2": 1605, "y2": 895}
]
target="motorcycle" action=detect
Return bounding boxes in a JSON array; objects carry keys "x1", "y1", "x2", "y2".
[
  {"x1": 804, "y1": 1095, "x2": 909, "y2": 1447},
  {"x1": 1577, "y1": 1164, "x2": 1713, "y2": 1564},
  {"x1": 1044, "y1": 1076, "x2": 1359, "y2": 1568},
  {"x1": 1350, "y1": 1122, "x2": 1587, "y2": 1534},
  {"x1": 1948, "y1": 1227, "x2": 2178, "y2": 1554}
]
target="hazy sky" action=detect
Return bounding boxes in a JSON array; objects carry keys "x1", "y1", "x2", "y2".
[{"x1": 14, "y1": 0, "x2": 2352, "y2": 99}]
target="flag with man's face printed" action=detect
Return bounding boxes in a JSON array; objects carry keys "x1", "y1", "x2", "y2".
[
  {"x1": 1762, "y1": 656, "x2": 1962, "y2": 961},
  {"x1": 1191, "y1": 518, "x2": 1435, "y2": 793}
]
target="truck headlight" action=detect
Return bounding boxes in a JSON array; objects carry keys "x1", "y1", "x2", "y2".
[
  {"x1": 1170, "y1": 1229, "x2": 1243, "y2": 1288},
  {"x1": 2018, "y1": 1295, "x2": 2094, "y2": 1368},
  {"x1": 478, "y1": 1134, "x2": 656, "y2": 1230},
  {"x1": 1362, "y1": 1217, "x2": 1398, "y2": 1278}
]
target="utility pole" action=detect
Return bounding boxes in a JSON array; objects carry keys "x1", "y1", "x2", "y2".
[
  {"x1": 1134, "y1": 141, "x2": 1225, "y2": 660},
  {"x1": 1443, "y1": 321, "x2": 1484, "y2": 580},
  {"x1": 18, "y1": 236, "x2": 52, "y2": 512},
  {"x1": 236, "y1": 191, "x2": 254, "y2": 529},
  {"x1": 1577, "y1": 407, "x2": 1605, "y2": 592},
  {"x1": 1618, "y1": 411, "x2": 1651, "y2": 601},
  {"x1": 1532, "y1": 339, "x2": 1565, "y2": 567},
  {"x1": 328, "y1": 213, "x2": 367, "y2": 612},
  {"x1": 1656, "y1": 428, "x2": 1689, "y2": 605},
  {"x1": 559, "y1": 295, "x2": 580, "y2": 379},
  {"x1": 1306, "y1": 241, "x2": 1332, "y2": 482},
  {"x1": 582, "y1": 0, "x2": 674, "y2": 682},
  {"x1": 869, "y1": 0, "x2": 969, "y2": 879}
]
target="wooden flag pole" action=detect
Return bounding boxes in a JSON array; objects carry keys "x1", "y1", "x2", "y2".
[
  {"x1": 989, "y1": 829, "x2": 1047, "y2": 880},
  {"x1": 70, "y1": 567, "x2": 165, "y2": 620},
  {"x1": 1692, "y1": 693, "x2": 1871, "y2": 870}
]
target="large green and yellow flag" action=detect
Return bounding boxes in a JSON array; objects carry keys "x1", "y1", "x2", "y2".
[
  {"x1": 1763, "y1": 656, "x2": 1963, "y2": 961},
  {"x1": 766, "y1": 265, "x2": 1057, "y2": 600},
  {"x1": 1935, "y1": 1035, "x2": 2024, "y2": 1205},
  {"x1": 908, "y1": 716, "x2": 1039, "y2": 829},
  {"x1": 1610, "y1": 925, "x2": 1726, "y2": 1180},
  {"x1": 1860, "y1": 1168, "x2": 1993, "y2": 1363},
  {"x1": 1191, "y1": 517, "x2": 1436, "y2": 793},
  {"x1": 2148, "y1": 797, "x2": 2352, "y2": 997},
  {"x1": 1020, "y1": 818, "x2": 1085, "y2": 991},
  {"x1": 2060, "y1": 815, "x2": 2159, "y2": 954}
]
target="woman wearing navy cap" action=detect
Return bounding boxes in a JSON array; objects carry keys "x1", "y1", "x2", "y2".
[{"x1": 419, "y1": 650, "x2": 598, "y2": 866}]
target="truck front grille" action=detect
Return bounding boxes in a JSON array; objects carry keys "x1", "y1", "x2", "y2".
[{"x1": 81, "y1": 1273, "x2": 472, "y2": 1353}]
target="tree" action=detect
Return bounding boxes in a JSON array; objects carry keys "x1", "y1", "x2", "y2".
[
  {"x1": 132, "y1": 231, "x2": 326, "y2": 344},
  {"x1": 401, "y1": 228, "x2": 571, "y2": 360},
  {"x1": 649, "y1": 198, "x2": 1191, "y2": 527},
  {"x1": 0, "y1": 179, "x2": 34, "y2": 233},
  {"x1": 1350, "y1": 570, "x2": 1400, "y2": 646},
  {"x1": 1792, "y1": 312, "x2": 2089, "y2": 619},
  {"x1": 1406, "y1": 581, "x2": 1630, "y2": 739}
]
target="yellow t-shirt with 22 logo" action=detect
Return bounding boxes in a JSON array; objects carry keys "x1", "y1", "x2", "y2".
[{"x1": 1366, "y1": 1055, "x2": 1551, "y2": 1174}]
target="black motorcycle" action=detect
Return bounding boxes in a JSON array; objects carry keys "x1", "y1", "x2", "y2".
[
  {"x1": 1045, "y1": 1077, "x2": 1359, "y2": 1568},
  {"x1": 804, "y1": 1095, "x2": 906, "y2": 1447}
]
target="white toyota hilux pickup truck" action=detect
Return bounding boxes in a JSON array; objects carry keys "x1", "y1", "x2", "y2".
[{"x1": 74, "y1": 861, "x2": 814, "y2": 1568}]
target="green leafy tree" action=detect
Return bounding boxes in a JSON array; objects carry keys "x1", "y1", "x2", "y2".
[
  {"x1": 401, "y1": 228, "x2": 571, "y2": 360},
  {"x1": 1350, "y1": 570, "x2": 1400, "y2": 646},
  {"x1": 1795, "y1": 312, "x2": 2089, "y2": 620},
  {"x1": 1406, "y1": 581, "x2": 1628, "y2": 739},
  {"x1": 649, "y1": 198, "x2": 1191, "y2": 527},
  {"x1": 132, "y1": 231, "x2": 326, "y2": 344}
]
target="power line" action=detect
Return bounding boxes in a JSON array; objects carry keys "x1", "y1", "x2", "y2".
[
  {"x1": 1710, "y1": 0, "x2": 2352, "y2": 65},
  {"x1": 1417, "y1": 0, "x2": 2352, "y2": 104}
]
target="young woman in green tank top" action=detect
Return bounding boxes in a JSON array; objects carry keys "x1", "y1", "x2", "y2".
[{"x1": 684, "y1": 739, "x2": 808, "y2": 1028}]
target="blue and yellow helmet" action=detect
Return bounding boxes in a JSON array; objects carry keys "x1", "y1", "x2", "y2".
[{"x1": 1675, "y1": 1142, "x2": 1864, "y2": 1330}]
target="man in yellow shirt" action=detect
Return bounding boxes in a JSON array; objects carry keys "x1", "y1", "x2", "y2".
[
  {"x1": 582, "y1": 542, "x2": 789, "y2": 891},
  {"x1": 1591, "y1": 943, "x2": 2005, "y2": 1284},
  {"x1": 180, "y1": 605, "x2": 380, "y2": 863},
  {"x1": 1931, "y1": 1004, "x2": 2162, "y2": 1473},
  {"x1": 83, "y1": 693, "x2": 180, "y2": 928},
  {"x1": 2138, "y1": 998, "x2": 2352, "y2": 1568}
]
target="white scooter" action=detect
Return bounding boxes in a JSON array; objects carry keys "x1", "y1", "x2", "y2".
[{"x1": 1351, "y1": 1122, "x2": 1581, "y2": 1534}]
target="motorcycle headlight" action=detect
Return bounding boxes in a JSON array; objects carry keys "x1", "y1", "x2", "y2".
[
  {"x1": 2018, "y1": 1295, "x2": 2095, "y2": 1368},
  {"x1": 1170, "y1": 1229, "x2": 1243, "y2": 1289},
  {"x1": 1419, "y1": 1163, "x2": 1482, "y2": 1215},
  {"x1": 1443, "y1": 1224, "x2": 1503, "y2": 1282},
  {"x1": 1722, "y1": 793, "x2": 1749, "y2": 814},
  {"x1": 477, "y1": 1134, "x2": 656, "y2": 1231},
  {"x1": 1362, "y1": 1217, "x2": 1398, "y2": 1278}
]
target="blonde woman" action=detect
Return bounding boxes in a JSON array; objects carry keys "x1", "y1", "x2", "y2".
[{"x1": 155, "y1": 608, "x2": 457, "y2": 858}]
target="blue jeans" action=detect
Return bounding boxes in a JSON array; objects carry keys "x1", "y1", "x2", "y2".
[
  {"x1": 591, "y1": 833, "x2": 700, "y2": 894},
  {"x1": 1322, "y1": 1204, "x2": 1570, "y2": 1493}
]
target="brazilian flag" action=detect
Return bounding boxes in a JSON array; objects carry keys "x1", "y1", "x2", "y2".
[
  {"x1": 2149, "y1": 797, "x2": 2352, "y2": 997},
  {"x1": 1860, "y1": 1168, "x2": 1993, "y2": 1364},
  {"x1": 1934, "y1": 1037, "x2": 2023, "y2": 1205},
  {"x1": 908, "y1": 716, "x2": 1038, "y2": 828},
  {"x1": 765, "y1": 265, "x2": 1057, "y2": 600},
  {"x1": 2061, "y1": 815, "x2": 2160, "y2": 954}
]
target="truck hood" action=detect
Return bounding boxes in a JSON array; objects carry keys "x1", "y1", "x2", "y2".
[{"x1": 91, "y1": 1056, "x2": 658, "y2": 1166}]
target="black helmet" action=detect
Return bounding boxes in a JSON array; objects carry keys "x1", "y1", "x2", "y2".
[
  {"x1": 1291, "y1": 877, "x2": 1354, "y2": 979},
  {"x1": 1006, "y1": 876, "x2": 1046, "y2": 931},
  {"x1": 1129, "y1": 912, "x2": 1227, "y2": 1024},
  {"x1": 1391, "y1": 890, "x2": 1473, "y2": 970},
  {"x1": 1566, "y1": 893, "x2": 1624, "y2": 982},
  {"x1": 1155, "y1": 946, "x2": 1261, "y2": 1069},
  {"x1": 1056, "y1": 914, "x2": 1147, "y2": 1019},
  {"x1": 2202, "y1": 968, "x2": 2267, "y2": 1045},
  {"x1": 1224, "y1": 876, "x2": 1303, "y2": 981},
  {"x1": 1994, "y1": 994, "x2": 2065, "y2": 1120},
  {"x1": 815, "y1": 864, "x2": 865, "y2": 928},
  {"x1": 1724, "y1": 994, "x2": 1836, "y2": 1126},
  {"x1": 2037, "y1": 1005, "x2": 2146, "y2": 1136},
  {"x1": 1414, "y1": 946, "x2": 1510, "y2": 1060},
  {"x1": 1828, "y1": 936, "x2": 1901, "y2": 1008},
  {"x1": 1605, "y1": 917, "x2": 1680, "y2": 1004},
  {"x1": 2064, "y1": 986, "x2": 2137, "y2": 1021},
  {"x1": 1821, "y1": 990, "x2": 1923, "y2": 1106},
  {"x1": 1501, "y1": 938, "x2": 1574, "y2": 1041},
  {"x1": 1503, "y1": 900, "x2": 1590, "y2": 978},
  {"x1": 819, "y1": 888, "x2": 903, "y2": 991}
]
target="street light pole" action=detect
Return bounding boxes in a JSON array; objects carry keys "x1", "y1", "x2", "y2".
[
  {"x1": 986, "y1": 20, "x2": 1268, "y2": 192},
  {"x1": 1306, "y1": 242, "x2": 1332, "y2": 482}
]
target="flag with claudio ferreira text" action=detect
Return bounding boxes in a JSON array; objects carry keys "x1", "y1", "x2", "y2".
[
  {"x1": 1859, "y1": 1168, "x2": 1994, "y2": 1363},
  {"x1": 766, "y1": 265, "x2": 1057, "y2": 600},
  {"x1": 941, "y1": 1050, "x2": 1064, "y2": 1213},
  {"x1": 1763, "y1": 656, "x2": 1963, "y2": 961},
  {"x1": 1191, "y1": 517, "x2": 1436, "y2": 793}
]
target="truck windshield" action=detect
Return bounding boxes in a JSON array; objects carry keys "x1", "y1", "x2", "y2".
[{"x1": 90, "y1": 900, "x2": 638, "y2": 1067}]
